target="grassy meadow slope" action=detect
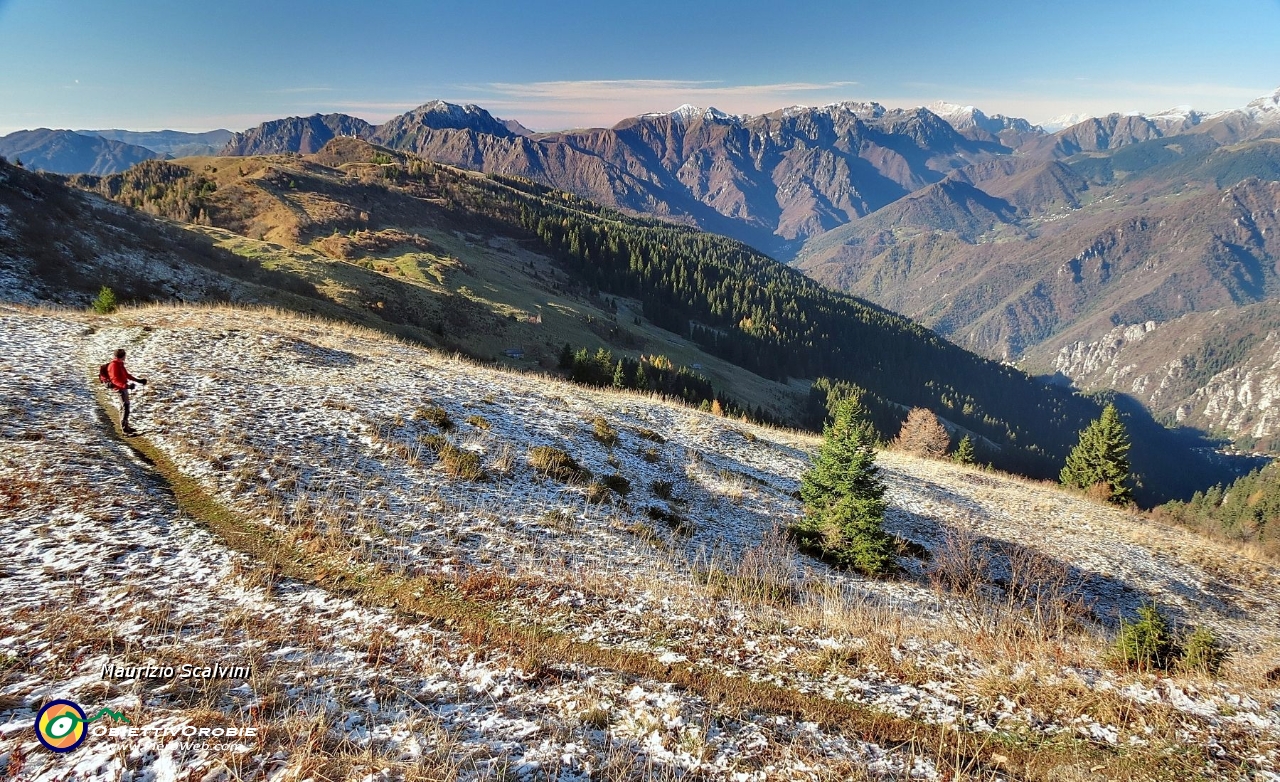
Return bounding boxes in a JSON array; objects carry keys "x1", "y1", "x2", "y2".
[{"x1": 2, "y1": 302, "x2": 1277, "y2": 780}]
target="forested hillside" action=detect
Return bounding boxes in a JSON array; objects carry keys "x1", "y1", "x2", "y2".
[
  {"x1": 66, "y1": 141, "x2": 1241, "y2": 503},
  {"x1": 1158, "y1": 461, "x2": 1280, "y2": 557}
]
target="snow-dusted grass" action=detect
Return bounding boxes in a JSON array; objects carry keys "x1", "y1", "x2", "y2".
[
  {"x1": 0, "y1": 305, "x2": 954, "y2": 781},
  {"x1": 2, "y1": 301, "x2": 1279, "y2": 780}
]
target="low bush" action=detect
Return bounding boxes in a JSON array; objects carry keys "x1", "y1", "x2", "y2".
[
  {"x1": 600, "y1": 473, "x2": 631, "y2": 496},
  {"x1": 466, "y1": 414, "x2": 491, "y2": 430},
  {"x1": 651, "y1": 479, "x2": 675, "y2": 500},
  {"x1": 419, "y1": 434, "x2": 448, "y2": 453},
  {"x1": 644, "y1": 505, "x2": 694, "y2": 536},
  {"x1": 585, "y1": 481, "x2": 612, "y2": 504}
]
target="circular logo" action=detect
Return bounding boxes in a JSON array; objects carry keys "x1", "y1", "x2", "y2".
[{"x1": 35, "y1": 700, "x2": 87, "y2": 753}]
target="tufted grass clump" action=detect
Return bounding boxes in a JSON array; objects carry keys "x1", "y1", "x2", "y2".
[
  {"x1": 591, "y1": 416, "x2": 618, "y2": 447},
  {"x1": 439, "y1": 444, "x2": 484, "y2": 481},
  {"x1": 414, "y1": 405, "x2": 454, "y2": 431},
  {"x1": 529, "y1": 446, "x2": 592, "y2": 484}
]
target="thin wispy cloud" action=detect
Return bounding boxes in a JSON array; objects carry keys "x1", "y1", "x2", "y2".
[{"x1": 266, "y1": 86, "x2": 336, "y2": 95}]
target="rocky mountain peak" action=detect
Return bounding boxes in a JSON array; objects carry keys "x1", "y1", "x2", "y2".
[{"x1": 1245, "y1": 86, "x2": 1280, "y2": 123}]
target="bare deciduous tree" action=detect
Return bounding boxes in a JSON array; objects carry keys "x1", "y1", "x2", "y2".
[{"x1": 893, "y1": 407, "x2": 951, "y2": 459}]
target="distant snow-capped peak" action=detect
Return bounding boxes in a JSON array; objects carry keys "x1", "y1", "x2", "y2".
[
  {"x1": 417, "y1": 99, "x2": 487, "y2": 117},
  {"x1": 926, "y1": 101, "x2": 1039, "y2": 134},
  {"x1": 1245, "y1": 86, "x2": 1280, "y2": 122},
  {"x1": 928, "y1": 101, "x2": 980, "y2": 119},
  {"x1": 646, "y1": 104, "x2": 736, "y2": 124},
  {"x1": 821, "y1": 101, "x2": 886, "y2": 119},
  {"x1": 1041, "y1": 113, "x2": 1094, "y2": 132}
]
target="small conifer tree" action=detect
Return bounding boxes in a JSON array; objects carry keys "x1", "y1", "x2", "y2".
[
  {"x1": 789, "y1": 396, "x2": 895, "y2": 575},
  {"x1": 1061, "y1": 403, "x2": 1132, "y2": 504},
  {"x1": 1112, "y1": 603, "x2": 1178, "y2": 672},
  {"x1": 91, "y1": 286, "x2": 117, "y2": 315},
  {"x1": 1179, "y1": 627, "x2": 1228, "y2": 675},
  {"x1": 612, "y1": 360, "x2": 627, "y2": 388},
  {"x1": 953, "y1": 434, "x2": 976, "y2": 465}
]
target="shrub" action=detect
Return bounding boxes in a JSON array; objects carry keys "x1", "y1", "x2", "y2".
[
  {"x1": 641, "y1": 447, "x2": 661, "y2": 463},
  {"x1": 414, "y1": 405, "x2": 454, "y2": 431},
  {"x1": 419, "y1": 434, "x2": 448, "y2": 453},
  {"x1": 529, "y1": 446, "x2": 592, "y2": 484},
  {"x1": 585, "y1": 481, "x2": 612, "y2": 504},
  {"x1": 92, "y1": 286, "x2": 118, "y2": 315},
  {"x1": 1179, "y1": 627, "x2": 1229, "y2": 676},
  {"x1": 591, "y1": 416, "x2": 618, "y2": 447},
  {"x1": 466, "y1": 414, "x2": 491, "y2": 430},
  {"x1": 651, "y1": 480, "x2": 675, "y2": 500},
  {"x1": 893, "y1": 407, "x2": 951, "y2": 459},
  {"x1": 1112, "y1": 604, "x2": 1178, "y2": 672}
]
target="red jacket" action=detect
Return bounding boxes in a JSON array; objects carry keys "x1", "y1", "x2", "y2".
[{"x1": 106, "y1": 358, "x2": 139, "y2": 390}]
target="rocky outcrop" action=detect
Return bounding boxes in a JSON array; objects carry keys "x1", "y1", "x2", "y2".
[{"x1": 1050, "y1": 308, "x2": 1280, "y2": 449}]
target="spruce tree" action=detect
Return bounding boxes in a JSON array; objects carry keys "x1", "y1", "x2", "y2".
[
  {"x1": 634, "y1": 363, "x2": 649, "y2": 391},
  {"x1": 953, "y1": 435, "x2": 976, "y2": 465},
  {"x1": 91, "y1": 286, "x2": 117, "y2": 315},
  {"x1": 1060, "y1": 403, "x2": 1133, "y2": 504},
  {"x1": 790, "y1": 396, "x2": 895, "y2": 575},
  {"x1": 612, "y1": 360, "x2": 627, "y2": 388}
]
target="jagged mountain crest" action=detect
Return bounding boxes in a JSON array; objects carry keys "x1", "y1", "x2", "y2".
[
  {"x1": 202, "y1": 86, "x2": 1280, "y2": 260},
  {"x1": 221, "y1": 113, "x2": 374, "y2": 156}
]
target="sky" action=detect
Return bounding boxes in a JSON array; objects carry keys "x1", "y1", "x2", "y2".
[{"x1": 0, "y1": 0, "x2": 1278, "y2": 134}]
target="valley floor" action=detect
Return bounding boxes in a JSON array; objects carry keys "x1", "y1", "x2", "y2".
[{"x1": 1, "y1": 303, "x2": 1278, "y2": 781}]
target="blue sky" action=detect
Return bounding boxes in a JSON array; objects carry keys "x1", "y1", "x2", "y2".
[{"x1": 1, "y1": 0, "x2": 1278, "y2": 133}]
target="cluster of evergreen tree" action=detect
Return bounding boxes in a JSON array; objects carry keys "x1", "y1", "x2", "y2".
[
  {"x1": 457, "y1": 173, "x2": 1106, "y2": 480},
  {"x1": 71, "y1": 160, "x2": 217, "y2": 224},
  {"x1": 1155, "y1": 462, "x2": 1280, "y2": 554},
  {"x1": 556, "y1": 343, "x2": 773, "y2": 422}
]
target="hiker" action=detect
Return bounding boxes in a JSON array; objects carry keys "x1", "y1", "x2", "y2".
[{"x1": 102, "y1": 348, "x2": 147, "y2": 434}]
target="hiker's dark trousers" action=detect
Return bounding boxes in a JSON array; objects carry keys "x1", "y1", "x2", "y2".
[{"x1": 116, "y1": 387, "x2": 131, "y2": 427}]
